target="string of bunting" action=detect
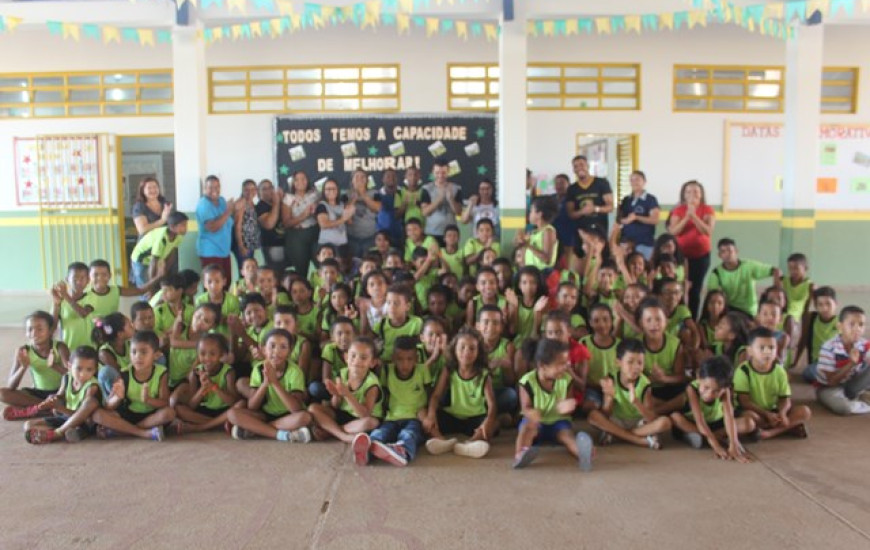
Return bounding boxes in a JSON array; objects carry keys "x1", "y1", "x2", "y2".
[
  {"x1": 0, "y1": 15, "x2": 23, "y2": 33},
  {"x1": 177, "y1": 0, "x2": 488, "y2": 13}
]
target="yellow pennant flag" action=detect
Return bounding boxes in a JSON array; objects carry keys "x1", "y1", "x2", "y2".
[
  {"x1": 269, "y1": 18, "x2": 283, "y2": 36},
  {"x1": 362, "y1": 14, "x2": 379, "y2": 29},
  {"x1": 594, "y1": 17, "x2": 611, "y2": 34},
  {"x1": 659, "y1": 13, "x2": 674, "y2": 30},
  {"x1": 290, "y1": 14, "x2": 301, "y2": 30},
  {"x1": 397, "y1": 13, "x2": 410, "y2": 34},
  {"x1": 102, "y1": 26, "x2": 120, "y2": 44},
  {"x1": 341, "y1": 6, "x2": 355, "y2": 20},
  {"x1": 565, "y1": 18, "x2": 579, "y2": 35},
  {"x1": 526, "y1": 21, "x2": 537, "y2": 36},
  {"x1": 62, "y1": 22, "x2": 80, "y2": 41},
  {"x1": 139, "y1": 28, "x2": 155, "y2": 46},
  {"x1": 312, "y1": 13, "x2": 325, "y2": 29},
  {"x1": 214, "y1": 27, "x2": 224, "y2": 40},
  {"x1": 322, "y1": 6, "x2": 335, "y2": 21},
  {"x1": 863, "y1": 0, "x2": 870, "y2": 12},
  {"x1": 228, "y1": 0, "x2": 246, "y2": 14},
  {"x1": 747, "y1": 18, "x2": 755, "y2": 32},
  {"x1": 688, "y1": 11, "x2": 707, "y2": 28},
  {"x1": 425, "y1": 17, "x2": 439, "y2": 37},
  {"x1": 484, "y1": 23, "x2": 497, "y2": 41},
  {"x1": 625, "y1": 15, "x2": 641, "y2": 33},
  {"x1": 4, "y1": 16, "x2": 22, "y2": 31},
  {"x1": 543, "y1": 20, "x2": 555, "y2": 36},
  {"x1": 251, "y1": 21, "x2": 262, "y2": 37},
  {"x1": 807, "y1": 0, "x2": 830, "y2": 15},
  {"x1": 276, "y1": 0, "x2": 294, "y2": 16},
  {"x1": 367, "y1": 0, "x2": 382, "y2": 20},
  {"x1": 231, "y1": 25, "x2": 242, "y2": 39},
  {"x1": 764, "y1": 3, "x2": 784, "y2": 19},
  {"x1": 732, "y1": 6, "x2": 743, "y2": 24},
  {"x1": 456, "y1": 20, "x2": 468, "y2": 40},
  {"x1": 399, "y1": 0, "x2": 413, "y2": 13}
]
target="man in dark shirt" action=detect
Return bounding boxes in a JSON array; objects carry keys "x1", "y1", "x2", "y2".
[{"x1": 565, "y1": 155, "x2": 614, "y2": 235}]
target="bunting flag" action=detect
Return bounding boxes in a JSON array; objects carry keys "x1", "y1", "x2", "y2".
[
  {"x1": 0, "y1": 15, "x2": 23, "y2": 33},
  {"x1": 175, "y1": 0, "x2": 490, "y2": 13}
]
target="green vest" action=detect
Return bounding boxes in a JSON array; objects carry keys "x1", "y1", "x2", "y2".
[
  {"x1": 783, "y1": 277, "x2": 811, "y2": 319},
  {"x1": 321, "y1": 343, "x2": 348, "y2": 379},
  {"x1": 524, "y1": 225, "x2": 557, "y2": 269},
  {"x1": 382, "y1": 363, "x2": 431, "y2": 421},
  {"x1": 608, "y1": 372, "x2": 650, "y2": 421},
  {"x1": 63, "y1": 374, "x2": 99, "y2": 411},
  {"x1": 810, "y1": 313, "x2": 838, "y2": 364},
  {"x1": 124, "y1": 364, "x2": 167, "y2": 414},
  {"x1": 486, "y1": 338, "x2": 510, "y2": 389},
  {"x1": 579, "y1": 335, "x2": 620, "y2": 386},
  {"x1": 375, "y1": 315, "x2": 423, "y2": 358},
  {"x1": 643, "y1": 334, "x2": 682, "y2": 385},
  {"x1": 684, "y1": 379, "x2": 724, "y2": 423},
  {"x1": 443, "y1": 369, "x2": 489, "y2": 419},
  {"x1": 339, "y1": 369, "x2": 383, "y2": 419},
  {"x1": 25, "y1": 341, "x2": 64, "y2": 390},
  {"x1": 520, "y1": 370, "x2": 571, "y2": 424},
  {"x1": 200, "y1": 364, "x2": 234, "y2": 411},
  {"x1": 250, "y1": 360, "x2": 306, "y2": 417},
  {"x1": 100, "y1": 341, "x2": 131, "y2": 373}
]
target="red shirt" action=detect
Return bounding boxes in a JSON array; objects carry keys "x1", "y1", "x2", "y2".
[
  {"x1": 570, "y1": 339, "x2": 591, "y2": 365},
  {"x1": 671, "y1": 203, "x2": 715, "y2": 259}
]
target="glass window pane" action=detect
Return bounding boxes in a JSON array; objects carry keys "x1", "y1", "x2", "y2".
[
  {"x1": 287, "y1": 99, "x2": 322, "y2": 110},
  {"x1": 68, "y1": 75, "x2": 100, "y2": 86},
  {"x1": 675, "y1": 82, "x2": 707, "y2": 96},
  {"x1": 139, "y1": 72, "x2": 171, "y2": 84},
  {"x1": 450, "y1": 97, "x2": 473, "y2": 109},
  {"x1": 452, "y1": 81, "x2": 486, "y2": 95},
  {"x1": 287, "y1": 68, "x2": 321, "y2": 80},
  {"x1": 213, "y1": 85, "x2": 246, "y2": 98},
  {"x1": 527, "y1": 66, "x2": 560, "y2": 78},
  {"x1": 750, "y1": 69, "x2": 781, "y2": 81},
  {"x1": 0, "y1": 91, "x2": 26, "y2": 103},
  {"x1": 0, "y1": 77, "x2": 28, "y2": 87},
  {"x1": 527, "y1": 81, "x2": 560, "y2": 94},
  {"x1": 211, "y1": 101, "x2": 247, "y2": 112},
  {"x1": 564, "y1": 97, "x2": 598, "y2": 109},
  {"x1": 251, "y1": 84, "x2": 284, "y2": 97},
  {"x1": 712, "y1": 69, "x2": 745, "y2": 80},
  {"x1": 362, "y1": 82, "x2": 396, "y2": 96},
  {"x1": 487, "y1": 99, "x2": 500, "y2": 109},
  {"x1": 748, "y1": 83, "x2": 780, "y2": 98},
  {"x1": 34, "y1": 106, "x2": 66, "y2": 117},
  {"x1": 488, "y1": 82, "x2": 499, "y2": 94},
  {"x1": 103, "y1": 73, "x2": 136, "y2": 84},
  {"x1": 821, "y1": 85, "x2": 852, "y2": 98},
  {"x1": 712, "y1": 99, "x2": 744, "y2": 110},
  {"x1": 105, "y1": 103, "x2": 137, "y2": 115},
  {"x1": 249, "y1": 99, "x2": 284, "y2": 111},
  {"x1": 140, "y1": 103, "x2": 173, "y2": 114},
  {"x1": 361, "y1": 98, "x2": 398, "y2": 110},
  {"x1": 3, "y1": 107, "x2": 32, "y2": 117},
  {"x1": 823, "y1": 70, "x2": 854, "y2": 81},
  {"x1": 211, "y1": 71, "x2": 246, "y2": 82},
  {"x1": 602, "y1": 66, "x2": 637, "y2": 78},
  {"x1": 601, "y1": 97, "x2": 638, "y2": 109},
  {"x1": 324, "y1": 82, "x2": 359, "y2": 96},
  {"x1": 451, "y1": 66, "x2": 486, "y2": 79},
  {"x1": 675, "y1": 98, "x2": 707, "y2": 110},
  {"x1": 528, "y1": 97, "x2": 561, "y2": 108},
  {"x1": 33, "y1": 90, "x2": 63, "y2": 103},
  {"x1": 69, "y1": 89, "x2": 100, "y2": 102},
  {"x1": 324, "y1": 98, "x2": 360, "y2": 110},
  {"x1": 712, "y1": 83, "x2": 744, "y2": 96},
  {"x1": 564, "y1": 81, "x2": 598, "y2": 94},
  {"x1": 563, "y1": 66, "x2": 598, "y2": 78},
  {"x1": 324, "y1": 68, "x2": 359, "y2": 80},
  {"x1": 822, "y1": 101, "x2": 853, "y2": 113},
  {"x1": 288, "y1": 83, "x2": 322, "y2": 96},
  {"x1": 69, "y1": 104, "x2": 101, "y2": 116},
  {"x1": 746, "y1": 99, "x2": 780, "y2": 111},
  {"x1": 676, "y1": 68, "x2": 708, "y2": 79},
  {"x1": 487, "y1": 67, "x2": 500, "y2": 78},
  {"x1": 602, "y1": 82, "x2": 636, "y2": 95},
  {"x1": 141, "y1": 87, "x2": 172, "y2": 100},
  {"x1": 362, "y1": 67, "x2": 397, "y2": 79},
  {"x1": 250, "y1": 70, "x2": 284, "y2": 81},
  {"x1": 33, "y1": 77, "x2": 64, "y2": 87},
  {"x1": 105, "y1": 88, "x2": 136, "y2": 101}
]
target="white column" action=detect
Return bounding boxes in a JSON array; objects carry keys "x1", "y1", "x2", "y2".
[
  {"x1": 172, "y1": 26, "x2": 208, "y2": 212},
  {"x1": 782, "y1": 23, "x2": 823, "y2": 213},
  {"x1": 497, "y1": 1, "x2": 528, "y2": 220}
]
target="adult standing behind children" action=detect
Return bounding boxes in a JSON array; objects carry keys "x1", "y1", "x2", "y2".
[
  {"x1": 232, "y1": 179, "x2": 261, "y2": 276},
  {"x1": 460, "y1": 178, "x2": 500, "y2": 237},
  {"x1": 255, "y1": 179, "x2": 286, "y2": 273},
  {"x1": 421, "y1": 159, "x2": 463, "y2": 246},
  {"x1": 346, "y1": 168, "x2": 382, "y2": 258},
  {"x1": 614, "y1": 171, "x2": 659, "y2": 260},
  {"x1": 196, "y1": 175, "x2": 234, "y2": 283},
  {"x1": 566, "y1": 155, "x2": 614, "y2": 236},
  {"x1": 132, "y1": 177, "x2": 172, "y2": 239},
  {"x1": 668, "y1": 180, "x2": 716, "y2": 319},
  {"x1": 281, "y1": 170, "x2": 320, "y2": 276}
]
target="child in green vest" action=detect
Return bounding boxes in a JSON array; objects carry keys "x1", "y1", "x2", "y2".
[
  {"x1": 614, "y1": 283, "x2": 646, "y2": 342},
  {"x1": 1, "y1": 311, "x2": 70, "y2": 420},
  {"x1": 51, "y1": 262, "x2": 94, "y2": 352},
  {"x1": 438, "y1": 224, "x2": 465, "y2": 279},
  {"x1": 23, "y1": 345, "x2": 101, "y2": 444},
  {"x1": 698, "y1": 289, "x2": 727, "y2": 352},
  {"x1": 92, "y1": 331, "x2": 174, "y2": 441},
  {"x1": 579, "y1": 303, "x2": 620, "y2": 413},
  {"x1": 195, "y1": 264, "x2": 240, "y2": 337},
  {"x1": 794, "y1": 286, "x2": 839, "y2": 382},
  {"x1": 513, "y1": 338, "x2": 594, "y2": 471},
  {"x1": 226, "y1": 329, "x2": 312, "y2": 443},
  {"x1": 424, "y1": 327, "x2": 497, "y2": 459},
  {"x1": 638, "y1": 298, "x2": 688, "y2": 415},
  {"x1": 232, "y1": 257, "x2": 259, "y2": 298},
  {"x1": 475, "y1": 305, "x2": 517, "y2": 422},
  {"x1": 171, "y1": 333, "x2": 240, "y2": 434},
  {"x1": 516, "y1": 195, "x2": 558, "y2": 270},
  {"x1": 418, "y1": 316, "x2": 449, "y2": 384},
  {"x1": 168, "y1": 303, "x2": 221, "y2": 403},
  {"x1": 670, "y1": 355, "x2": 754, "y2": 462},
  {"x1": 310, "y1": 316, "x2": 356, "y2": 403},
  {"x1": 463, "y1": 219, "x2": 500, "y2": 277},
  {"x1": 374, "y1": 284, "x2": 423, "y2": 360},
  {"x1": 84, "y1": 259, "x2": 147, "y2": 317}
]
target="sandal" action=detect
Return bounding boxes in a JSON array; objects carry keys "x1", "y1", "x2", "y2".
[{"x1": 646, "y1": 435, "x2": 661, "y2": 450}]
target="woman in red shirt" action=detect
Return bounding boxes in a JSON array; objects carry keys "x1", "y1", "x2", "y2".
[{"x1": 668, "y1": 180, "x2": 716, "y2": 319}]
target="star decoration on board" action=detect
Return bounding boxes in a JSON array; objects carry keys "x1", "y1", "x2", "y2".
[
  {"x1": 475, "y1": 127, "x2": 486, "y2": 139},
  {"x1": 276, "y1": 133, "x2": 285, "y2": 144},
  {"x1": 279, "y1": 164, "x2": 290, "y2": 176},
  {"x1": 368, "y1": 145, "x2": 379, "y2": 156},
  {"x1": 477, "y1": 165, "x2": 488, "y2": 176}
]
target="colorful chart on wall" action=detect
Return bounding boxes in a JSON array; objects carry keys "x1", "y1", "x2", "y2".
[
  {"x1": 14, "y1": 135, "x2": 102, "y2": 206},
  {"x1": 723, "y1": 121, "x2": 870, "y2": 211},
  {"x1": 273, "y1": 114, "x2": 497, "y2": 197}
]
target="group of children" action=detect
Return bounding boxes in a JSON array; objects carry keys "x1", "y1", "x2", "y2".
[{"x1": 2, "y1": 193, "x2": 868, "y2": 471}]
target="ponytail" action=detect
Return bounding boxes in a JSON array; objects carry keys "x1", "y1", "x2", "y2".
[{"x1": 91, "y1": 313, "x2": 128, "y2": 347}]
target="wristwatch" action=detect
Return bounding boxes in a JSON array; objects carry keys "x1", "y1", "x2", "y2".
[{"x1": 594, "y1": 206, "x2": 600, "y2": 214}]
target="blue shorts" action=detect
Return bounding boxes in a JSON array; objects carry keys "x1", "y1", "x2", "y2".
[
  {"x1": 584, "y1": 387, "x2": 604, "y2": 408},
  {"x1": 520, "y1": 418, "x2": 573, "y2": 445}
]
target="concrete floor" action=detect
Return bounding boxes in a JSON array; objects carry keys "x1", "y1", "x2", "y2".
[{"x1": 1, "y1": 293, "x2": 869, "y2": 549}]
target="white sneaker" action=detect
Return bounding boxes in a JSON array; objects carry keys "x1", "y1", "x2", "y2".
[
  {"x1": 683, "y1": 432, "x2": 704, "y2": 449},
  {"x1": 291, "y1": 427, "x2": 312, "y2": 443},
  {"x1": 453, "y1": 440, "x2": 490, "y2": 459},
  {"x1": 425, "y1": 437, "x2": 457, "y2": 455},
  {"x1": 848, "y1": 400, "x2": 870, "y2": 415},
  {"x1": 858, "y1": 391, "x2": 870, "y2": 406}
]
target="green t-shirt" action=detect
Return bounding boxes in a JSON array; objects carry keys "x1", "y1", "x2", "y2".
[
  {"x1": 339, "y1": 369, "x2": 383, "y2": 419},
  {"x1": 415, "y1": 272, "x2": 439, "y2": 311},
  {"x1": 472, "y1": 295, "x2": 506, "y2": 320},
  {"x1": 59, "y1": 296, "x2": 93, "y2": 351},
  {"x1": 321, "y1": 343, "x2": 347, "y2": 379},
  {"x1": 153, "y1": 302, "x2": 194, "y2": 338},
  {"x1": 168, "y1": 327, "x2": 214, "y2": 387},
  {"x1": 733, "y1": 361, "x2": 790, "y2": 411},
  {"x1": 100, "y1": 341, "x2": 131, "y2": 373},
  {"x1": 520, "y1": 370, "x2": 572, "y2": 424},
  {"x1": 63, "y1": 374, "x2": 99, "y2": 411},
  {"x1": 524, "y1": 225, "x2": 557, "y2": 269},
  {"x1": 643, "y1": 334, "x2": 682, "y2": 385},
  {"x1": 294, "y1": 304, "x2": 320, "y2": 340},
  {"x1": 405, "y1": 235, "x2": 438, "y2": 263},
  {"x1": 381, "y1": 363, "x2": 431, "y2": 421},
  {"x1": 579, "y1": 335, "x2": 620, "y2": 387},
  {"x1": 123, "y1": 364, "x2": 167, "y2": 414},
  {"x1": 440, "y1": 247, "x2": 466, "y2": 279},
  {"x1": 608, "y1": 372, "x2": 650, "y2": 421},
  {"x1": 707, "y1": 259, "x2": 773, "y2": 316},
  {"x1": 684, "y1": 379, "x2": 724, "y2": 423},
  {"x1": 399, "y1": 188, "x2": 423, "y2": 223},
  {"x1": 199, "y1": 364, "x2": 234, "y2": 411},
  {"x1": 809, "y1": 313, "x2": 838, "y2": 364},
  {"x1": 130, "y1": 226, "x2": 183, "y2": 265},
  {"x1": 25, "y1": 341, "x2": 64, "y2": 390},
  {"x1": 82, "y1": 286, "x2": 120, "y2": 319},
  {"x1": 666, "y1": 305, "x2": 693, "y2": 338},
  {"x1": 443, "y1": 369, "x2": 489, "y2": 419},
  {"x1": 515, "y1": 302, "x2": 537, "y2": 341},
  {"x1": 783, "y1": 277, "x2": 812, "y2": 319},
  {"x1": 194, "y1": 292, "x2": 241, "y2": 335},
  {"x1": 374, "y1": 315, "x2": 423, "y2": 358},
  {"x1": 265, "y1": 292, "x2": 292, "y2": 318},
  {"x1": 250, "y1": 360, "x2": 306, "y2": 417},
  {"x1": 462, "y1": 239, "x2": 501, "y2": 277},
  {"x1": 245, "y1": 322, "x2": 273, "y2": 348}
]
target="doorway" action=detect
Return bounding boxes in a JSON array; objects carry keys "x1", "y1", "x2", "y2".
[
  {"x1": 116, "y1": 134, "x2": 175, "y2": 283},
  {"x1": 576, "y1": 133, "x2": 639, "y2": 204}
]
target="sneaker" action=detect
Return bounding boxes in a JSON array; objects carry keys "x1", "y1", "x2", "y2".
[
  {"x1": 3, "y1": 404, "x2": 41, "y2": 421},
  {"x1": 511, "y1": 446, "x2": 539, "y2": 469},
  {"x1": 646, "y1": 434, "x2": 662, "y2": 450},
  {"x1": 576, "y1": 431, "x2": 594, "y2": 472},
  {"x1": 425, "y1": 437, "x2": 457, "y2": 455},
  {"x1": 858, "y1": 391, "x2": 870, "y2": 406},
  {"x1": 371, "y1": 440, "x2": 409, "y2": 467},
  {"x1": 231, "y1": 425, "x2": 254, "y2": 440},
  {"x1": 352, "y1": 433, "x2": 371, "y2": 466},
  {"x1": 454, "y1": 440, "x2": 490, "y2": 459},
  {"x1": 789, "y1": 424, "x2": 809, "y2": 439},
  {"x1": 291, "y1": 426, "x2": 312, "y2": 443},
  {"x1": 150, "y1": 426, "x2": 165, "y2": 442},
  {"x1": 24, "y1": 429, "x2": 57, "y2": 445},
  {"x1": 682, "y1": 431, "x2": 704, "y2": 449},
  {"x1": 64, "y1": 426, "x2": 89, "y2": 443},
  {"x1": 96, "y1": 425, "x2": 120, "y2": 439}
]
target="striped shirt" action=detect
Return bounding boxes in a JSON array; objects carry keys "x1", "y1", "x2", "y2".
[{"x1": 815, "y1": 334, "x2": 869, "y2": 387}]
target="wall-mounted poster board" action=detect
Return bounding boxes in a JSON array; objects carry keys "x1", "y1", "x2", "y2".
[
  {"x1": 723, "y1": 121, "x2": 870, "y2": 211},
  {"x1": 274, "y1": 113, "x2": 497, "y2": 196},
  {"x1": 14, "y1": 135, "x2": 102, "y2": 206}
]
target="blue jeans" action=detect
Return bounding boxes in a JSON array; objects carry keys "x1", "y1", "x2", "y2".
[
  {"x1": 496, "y1": 386, "x2": 518, "y2": 415},
  {"x1": 634, "y1": 244, "x2": 654, "y2": 261},
  {"x1": 347, "y1": 235, "x2": 375, "y2": 259},
  {"x1": 131, "y1": 261, "x2": 149, "y2": 287},
  {"x1": 802, "y1": 363, "x2": 818, "y2": 384},
  {"x1": 98, "y1": 365, "x2": 120, "y2": 400},
  {"x1": 370, "y1": 419, "x2": 424, "y2": 461}
]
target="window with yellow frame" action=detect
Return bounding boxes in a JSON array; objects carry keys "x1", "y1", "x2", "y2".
[
  {"x1": 673, "y1": 65, "x2": 858, "y2": 113},
  {"x1": 209, "y1": 65, "x2": 400, "y2": 114},
  {"x1": 0, "y1": 70, "x2": 173, "y2": 118},
  {"x1": 447, "y1": 62, "x2": 641, "y2": 111}
]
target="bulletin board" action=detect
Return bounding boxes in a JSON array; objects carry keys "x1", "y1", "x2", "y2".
[
  {"x1": 723, "y1": 121, "x2": 870, "y2": 211},
  {"x1": 14, "y1": 135, "x2": 103, "y2": 206}
]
